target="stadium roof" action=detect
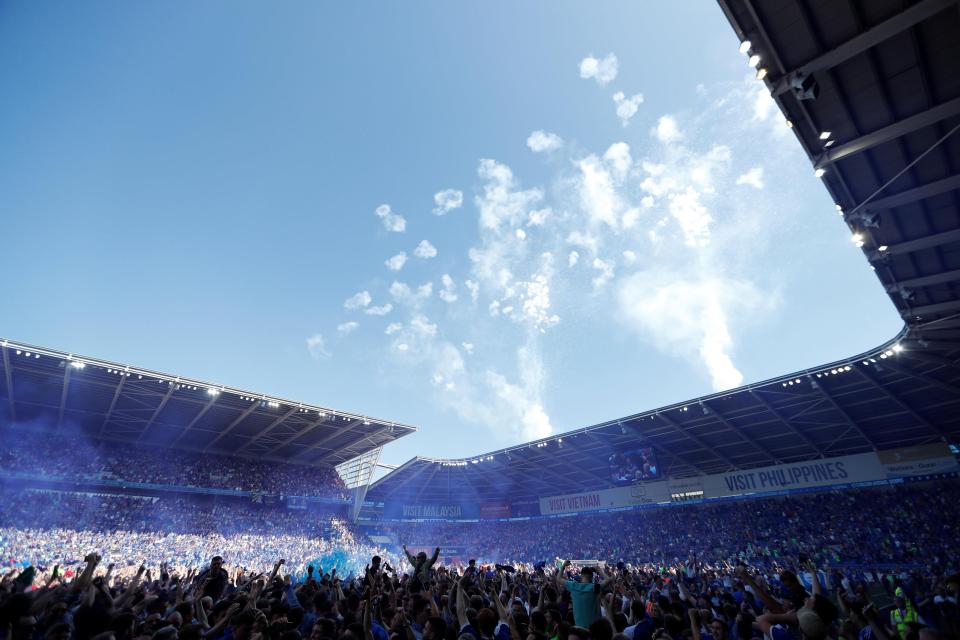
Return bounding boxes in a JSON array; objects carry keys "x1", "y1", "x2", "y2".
[
  {"x1": 366, "y1": 0, "x2": 960, "y2": 506},
  {"x1": 0, "y1": 338, "x2": 416, "y2": 468}
]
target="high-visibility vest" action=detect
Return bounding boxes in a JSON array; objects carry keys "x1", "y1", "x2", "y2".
[{"x1": 890, "y1": 604, "x2": 918, "y2": 636}]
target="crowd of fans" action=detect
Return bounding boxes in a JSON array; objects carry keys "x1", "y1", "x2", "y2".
[
  {"x1": 377, "y1": 484, "x2": 960, "y2": 571},
  {"x1": 0, "y1": 437, "x2": 348, "y2": 499},
  {"x1": 0, "y1": 490, "x2": 389, "y2": 577},
  {"x1": 1, "y1": 481, "x2": 957, "y2": 640},
  {"x1": 1, "y1": 449, "x2": 957, "y2": 640}
]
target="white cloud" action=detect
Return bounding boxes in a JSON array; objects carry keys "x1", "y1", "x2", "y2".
[
  {"x1": 410, "y1": 314, "x2": 438, "y2": 337},
  {"x1": 527, "y1": 208, "x2": 551, "y2": 226},
  {"x1": 617, "y1": 272, "x2": 776, "y2": 391},
  {"x1": 385, "y1": 322, "x2": 403, "y2": 335},
  {"x1": 527, "y1": 130, "x2": 564, "y2": 153},
  {"x1": 690, "y1": 145, "x2": 732, "y2": 193},
  {"x1": 413, "y1": 240, "x2": 438, "y2": 259},
  {"x1": 591, "y1": 257, "x2": 615, "y2": 289},
  {"x1": 364, "y1": 303, "x2": 393, "y2": 316},
  {"x1": 736, "y1": 167, "x2": 765, "y2": 189},
  {"x1": 476, "y1": 159, "x2": 543, "y2": 232},
  {"x1": 433, "y1": 189, "x2": 464, "y2": 215},
  {"x1": 752, "y1": 87, "x2": 777, "y2": 121},
  {"x1": 652, "y1": 115, "x2": 682, "y2": 143},
  {"x1": 389, "y1": 281, "x2": 433, "y2": 305},
  {"x1": 465, "y1": 279, "x2": 479, "y2": 303},
  {"x1": 578, "y1": 155, "x2": 620, "y2": 228},
  {"x1": 566, "y1": 230, "x2": 599, "y2": 256},
  {"x1": 439, "y1": 274, "x2": 458, "y2": 303},
  {"x1": 385, "y1": 252, "x2": 408, "y2": 271},
  {"x1": 668, "y1": 187, "x2": 713, "y2": 248},
  {"x1": 343, "y1": 290, "x2": 372, "y2": 310},
  {"x1": 613, "y1": 92, "x2": 644, "y2": 126},
  {"x1": 482, "y1": 345, "x2": 554, "y2": 440},
  {"x1": 337, "y1": 321, "x2": 359, "y2": 335},
  {"x1": 503, "y1": 254, "x2": 560, "y2": 332},
  {"x1": 364, "y1": 77, "x2": 792, "y2": 443},
  {"x1": 374, "y1": 204, "x2": 406, "y2": 233},
  {"x1": 305, "y1": 334, "x2": 330, "y2": 360},
  {"x1": 579, "y1": 53, "x2": 618, "y2": 85},
  {"x1": 603, "y1": 142, "x2": 633, "y2": 180}
]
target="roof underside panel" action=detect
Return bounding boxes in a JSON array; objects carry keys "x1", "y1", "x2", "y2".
[{"x1": 0, "y1": 339, "x2": 415, "y2": 468}]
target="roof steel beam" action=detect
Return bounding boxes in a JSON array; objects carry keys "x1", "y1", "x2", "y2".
[
  {"x1": 810, "y1": 379, "x2": 879, "y2": 450},
  {"x1": 654, "y1": 412, "x2": 738, "y2": 470},
  {"x1": 817, "y1": 97, "x2": 960, "y2": 168},
  {"x1": 98, "y1": 376, "x2": 127, "y2": 437},
  {"x1": 239, "y1": 406, "x2": 299, "y2": 451},
  {"x1": 135, "y1": 384, "x2": 177, "y2": 442},
  {"x1": 878, "y1": 358, "x2": 960, "y2": 395},
  {"x1": 865, "y1": 173, "x2": 960, "y2": 211},
  {"x1": 169, "y1": 393, "x2": 222, "y2": 447},
  {"x1": 507, "y1": 450, "x2": 595, "y2": 491},
  {"x1": 261, "y1": 414, "x2": 334, "y2": 456},
  {"x1": 701, "y1": 400, "x2": 780, "y2": 464},
  {"x1": 772, "y1": 0, "x2": 957, "y2": 97},
  {"x1": 904, "y1": 299, "x2": 960, "y2": 318},
  {"x1": 381, "y1": 462, "x2": 435, "y2": 499},
  {"x1": 899, "y1": 350, "x2": 960, "y2": 369},
  {"x1": 748, "y1": 390, "x2": 826, "y2": 456},
  {"x1": 286, "y1": 418, "x2": 367, "y2": 460},
  {"x1": 2, "y1": 346, "x2": 16, "y2": 423},
  {"x1": 854, "y1": 366, "x2": 944, "y2": 439},
  {"x1": 56, "y1": 366, "x2": 72, "y2": 429},
  {"x1": 887, "y1": 268, "x2": 960, "y2": 291},
  {"x1": 413, "y1": 465, "x2": 443, "y2": 502},
  {"x1": 201, "y1": 400, "x2": 260, "y2": 450},
  {"x1": 870, "y1": 228, "x2": 960, "y2": 258}
]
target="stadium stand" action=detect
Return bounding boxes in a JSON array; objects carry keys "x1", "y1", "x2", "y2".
[{"x1": 2, "y1": 3, "x2": 960, "y2": 640}]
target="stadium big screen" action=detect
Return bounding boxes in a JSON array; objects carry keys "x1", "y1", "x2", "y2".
[{"x1": 609, "y1": 447, "x2": 658, "y2": 485}]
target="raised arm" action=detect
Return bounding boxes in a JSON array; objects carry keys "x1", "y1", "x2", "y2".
[
  {"x1": 455, "y1": 579, "x2": 470, "y2": 630},
  {"x1": 490, "y1": 585, "x2": 521, "y2": 640},
  {"x1": 112, "y1": 564, "x2": 146, "y2": 610},
  {"x1": 363, "y1": 596, "x2": 374, "y2": 640},
  {"x1": 554, "y1": 561, "x2": 571, "y2": 592},
  {"x1": 427, "y1": 547, "x2": 441, "y2": 570},
  {"x1": 804, "y1": 561, "x2": 822, "y2": 597},
  {"x1": 268, "y1": 559, "x2": 285, "y2": 584},
  {"x1": 688, "y1": 609, "x2": 702, "y2": 640},
  {"x1": 597, "y1": 565, "x2": 615, "y2": 591},
  {"x1": 736, "y1": 566, "x2": 786, "y2": 614}
]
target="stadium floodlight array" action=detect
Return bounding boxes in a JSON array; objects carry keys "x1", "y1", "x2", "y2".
[{"x1": 0, "y1": 337, "x2": 413, "y2": 434}]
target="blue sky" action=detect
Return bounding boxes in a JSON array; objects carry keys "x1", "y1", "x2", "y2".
[{"x1": 0, "y1": 1, "x2": 903, "y2": 471}]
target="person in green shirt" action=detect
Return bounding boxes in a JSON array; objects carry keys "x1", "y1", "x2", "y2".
[
  {"x1": 402, "y1": 544, "x2": 440, "y2": 590},
  {"x1": 554, "y1": 560, "x2": 614, "y2": 628}
]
